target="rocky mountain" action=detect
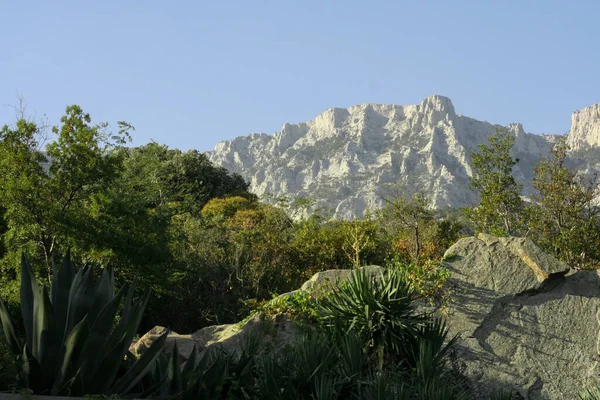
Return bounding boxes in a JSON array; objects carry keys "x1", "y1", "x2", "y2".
[
  {"x1": 207, "y1": 95, "x2": 600, "y2": 218},
  {"x1": 567, "y1": 102, "x2": 600, "y2": 151}
]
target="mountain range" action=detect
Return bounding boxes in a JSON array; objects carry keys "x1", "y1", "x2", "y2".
[{"x1": 207, "y1": 95, "x2": 600, "y2": 218}]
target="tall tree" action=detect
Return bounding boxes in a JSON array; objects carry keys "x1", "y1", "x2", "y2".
[
  {"x1": 0, "y1": 106, "x2": 132, "y2": 280},
  {"x1": 381, "y1": 193, "x2": 435, "y2": 264},
  {"x1": 530, "y1": 137, "x2": 600, "y2": 269},
  {"x1": 465, "y1": 128, "x2": 525, "y2": 236}
]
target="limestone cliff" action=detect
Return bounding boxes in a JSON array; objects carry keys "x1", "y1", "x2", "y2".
[
  {"x1": 207, "y1": 96, "x2": 600, "y2": 218},
  {"x1": 568, "y1": 103, "x2": 600, "y2": 151}
]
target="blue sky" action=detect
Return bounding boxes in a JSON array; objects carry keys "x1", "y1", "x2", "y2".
[{"x1": 1, "y1": 0, "x2": 598, "y2": 151}]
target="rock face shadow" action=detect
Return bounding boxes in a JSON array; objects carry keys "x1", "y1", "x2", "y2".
[{"x1": 443, "y1": 234, "x2": 600, "y2": 400}]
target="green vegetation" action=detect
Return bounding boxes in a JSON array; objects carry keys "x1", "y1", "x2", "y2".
[
  {"x1": 125, "y1": 268, "x2": 468, "y2": 399},
  {"x1": 1, "y1": 103, "x2": 599, "y2": 397},
  {"x1": 465, "y1": 128, "x2": 525, "y2": 236},
  {"x1": 0, "y1": 254, "x2": 167, "y2": 396},
  {"x1": 580, "y1": 387, "x2": 600, "y2": 400},
  {"x1": 529, "y1": 137, "x2": 600, "y2": 269},
  {"x1": 466, "y1": 130, "x2": 600, "y2": 269}
]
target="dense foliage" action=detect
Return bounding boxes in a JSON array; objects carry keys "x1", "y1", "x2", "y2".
[
  {"x1": 465, "y1": 128, "x2": 525, "y2": 236},
  {"x1": 529, "y1": 137, "x2": 600, "y2": 269},
  {"x1": 466, "y1": 130, "x2": 600, "y2": 269},
  {"x1": 1, "y1": 257, "x2": 469, "y2": 399},
  {"x1": 0, "y1": 254, "x2": 167, "y2": 396},
  {"x1": 2, "y1": 103, "x2": 599, "y2": 397}
]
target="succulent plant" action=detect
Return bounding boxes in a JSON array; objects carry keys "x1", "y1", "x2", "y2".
[{"x1": 0, "y1": 253, "x2": 167, "y2": 396}]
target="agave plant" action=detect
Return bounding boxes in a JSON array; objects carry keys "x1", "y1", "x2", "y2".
[
  {"x1": 319, "y1": 268, "x2": 426, "y2": 366},
  {"x1": 137, "y1": 332, "x2": 263, "y2": 400},
  {"x1": 580, "y1": 386, "x2": 600, "y2": 400},
  {"x1": 0, "y1": 253, "x2": 167, "y2": 396}
]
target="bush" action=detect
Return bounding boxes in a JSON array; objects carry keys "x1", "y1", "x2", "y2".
[
  {"x1": 0, "y1": 339, "x2": 20, "y2": 391},
  {"x1": 319, "y1": 268, "x2": 427, "y2": 363}
]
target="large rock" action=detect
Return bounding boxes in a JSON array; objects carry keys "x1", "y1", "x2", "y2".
[
  {"x1": 300, "y1": 264, "x2": 384, "y2": 294},
  {"x1": 444, "y1": 234, "x2": 600, "y2": 399},
  {"x1": 130, "y1": 313, "x2": 303, "y2": 361},
  {"x1": 129, "y1": 326, "x2": 204, "y2": 361},
  {"x1": 132, "y1": 266, "x2": 383, "y2": 360}
]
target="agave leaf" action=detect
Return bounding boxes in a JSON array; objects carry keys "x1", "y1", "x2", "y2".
[
  {"x1": 164, "y1": 341, "x2": 182, "y2": 394},
  {"x1": 181, "y1": 344, "x2": 197, "y2": 385},
  {"x1": 111, "y1": 331, "x2": 169, "y2": 395},
  {"x1": 138, "y1": 375, "x2": 168, "y2": 399},
  {"x1": 120, "y1": 289, "x2": 152, "y2": 352},
  {"x1": 33, "y1": 285, "x2": 57, "y2": 382},
  {"x1": 22, "y1": 343, "x2": 45, "y2": 394},
  {"x1": 121, "y1": 278, "x2": 137, "y2": 324},
  {"x1": 20, "y1": 253, "x2": 38, "y2": 351},
  {"x1": 51, "y1": 316, "x2": 90, "y2": 396},
  {"x1": 181, "y1": 378, "x2": 202, "y2": 400},
  {"x1": 0, "y1": 297, "x2": 21, "y2": 354},
  {"x1": 88, "y1": 333, "x2": 130, "y2": 395},
  {"x1": 51, "y1": 249, "x2": 74, "y2": 347},
  {"x1": 62, "y1": 365, "x2": 85, "y2": 397},
  {"x1": 88, "y1": 267, "x2": 115, "y2": 322},
  {"x1": 65, "y1": 266, "x2": 97, "y2": 333},
  {"x1": 92, "y1": 289, "x2": 152, "y2": 395},
  {"x1": 101, "y1": 280, "x2": 137, "y2": 356},
  {"x1": 79, "y1": 285, "x2": 127, "y2": 380},
  {"x1": 154, "y1": 351, "x2": 169, "y2": 394}
]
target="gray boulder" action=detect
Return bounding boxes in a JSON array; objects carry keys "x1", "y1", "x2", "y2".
[
  {"x1": 132, "y1": 266, "x2": 384, "y2": 360},
  {"x1": 299, "y1": 264, "x2": 384, "y2": 294},
  {"x1": 444, "y1": 234, "x2": 600, "y2": 399}
]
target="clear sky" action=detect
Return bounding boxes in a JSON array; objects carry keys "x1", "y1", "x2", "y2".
[{"x1": 1, "y1": 0, "x2": 598, "y2": 151}]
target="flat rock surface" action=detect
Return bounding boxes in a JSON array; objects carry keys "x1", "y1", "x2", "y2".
[{"x1": 444, "y1": 235, "x2": 600, "y2": 399}]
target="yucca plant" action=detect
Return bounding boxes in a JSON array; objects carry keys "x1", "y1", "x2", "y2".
[
  {"x1": 580, "y1": 386, "x2": 600, "y2": 400},
  {"x1": 138, "y1": 333, "x2": 263, "y2": 400},
  {"x1": 319, "y1": 268, "x2": 426, "y2": 368},
  {"x1": 0, "y1": 253, "x2": 167, "y2": 396},
  {"x1": 405, "y1": 317, "x2": 458, "y2": 381}
]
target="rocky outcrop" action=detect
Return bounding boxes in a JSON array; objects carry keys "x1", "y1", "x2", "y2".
[
  {"x1": 130, "y1": 266, "x2": 385, "y2": 359},
  {"x1": 207, "y1": 96, "x2": 600, "y2": 219},
  {"x1": 443, "y1": 234, "x2": 600, "y2": 399},
  {"x1": 299, "y1": 264, "x2": 384, "y2": 294},
  {"x1": 130, "y1": 312, "x2": 303, "y2": 360},
  {"x1": 568, "y1": 103, "x2": 600, "y2": 151},
  {"x1": 133, "y1": 241, "x2": 600, "y2": 398}
]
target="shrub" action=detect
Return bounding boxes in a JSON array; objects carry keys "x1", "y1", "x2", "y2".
[
  {"x1": 0, "y1": 339, "x2": 20, "y2": 391},
  {"x1": 319, "y1": 268, "x2": 426, "y2": 364}
]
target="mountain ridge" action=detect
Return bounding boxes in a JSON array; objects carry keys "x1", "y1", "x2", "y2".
[{"x1": 207, "y1": 95, "x2": 599, "y2": 218}]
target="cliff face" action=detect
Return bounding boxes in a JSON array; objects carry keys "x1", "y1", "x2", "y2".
[
  {"x1": 207, "y1": 96, "x2": 599, "y2": 218},
  {"x1": 567, "y1": 103, "x2": 600, "y2": 151}
]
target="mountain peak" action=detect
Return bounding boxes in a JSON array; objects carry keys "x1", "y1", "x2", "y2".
[
  {"x1": 567, "y1": 102, "x2": 600, "y2": 151},
  {"x1": 206, "y1": 96, "x2": 600, "y2": 219},
  {"x1": 421, "y1": 95, "x2": 455, "y2": 114}
]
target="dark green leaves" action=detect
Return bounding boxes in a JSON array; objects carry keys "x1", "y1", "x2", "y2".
[
  {"x1": 0, "y1": 253, "x2": 164, "y2": 397},
  {"x1": 466, "y1": 128, "x2": 525, "y2": 236}
]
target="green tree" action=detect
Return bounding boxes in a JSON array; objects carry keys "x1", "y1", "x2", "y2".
[
  {"x1": 117, "y1": 146, "x2": 252, "y2": 331},
  {"x1": 381, "y1": 192, "x2": 435, "y2": 264},
  {"x1": 339, "y1": 214, "x2": 384, "y2": 268},
  {"x1": 0, "y1": 106, "x2": 131, "y2": 279},
  {"x1": 0, "y1": 205, "x2": 7, "y2": 259},
  {"x1": 530, "y1": 138, "x2": 600, "y2": 269},
  {"x1": 465, "y1": 128, "x2": 525, "y2": 236},
  {"x1": 121, "y1": 143, "x2": 250, "y2": 217}
]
